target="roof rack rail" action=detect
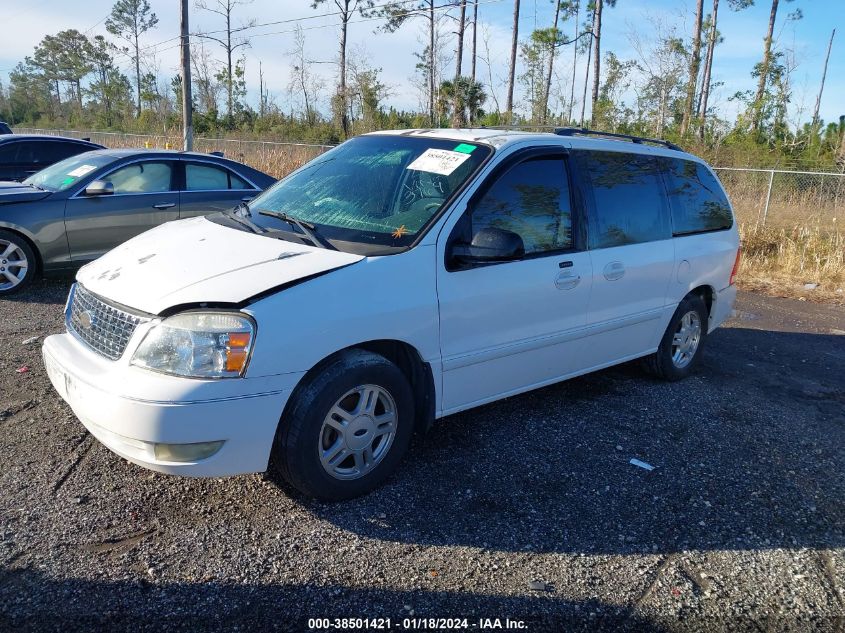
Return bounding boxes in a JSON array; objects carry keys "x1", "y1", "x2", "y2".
[
  {"x1": 480, "y1": 124, "x2": 561, "y2": 131},
  {"x1": 553, "y1": 127, "x2": 683, "y2": 152}
]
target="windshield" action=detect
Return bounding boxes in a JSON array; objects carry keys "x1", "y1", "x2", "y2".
[
  {"x1": 242, "y1": 135, "x2": 491, "y2": 252},
  {"x1": 24, "y1": 152, "x2": 115, "y2": 192}
]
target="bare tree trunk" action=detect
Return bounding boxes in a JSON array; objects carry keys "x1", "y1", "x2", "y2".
[
  {"x1": 506, "y1": 0, "x2": 520, "y2": 123},
  {"x1": 337, "y1": 1, "x2": 350, "y2": 137},
  {"x1": 657, "y1": 85, "x2": 666, "y2": 137},
  {"x1": 752, "y1": 0, "x2": 779, "y2": 132},
  {"x1": 542, "y1": 1, "x2": 561, "y2": 124},
  {"x1": 567, "y1": 0, "x2": 579, "y2": 123},
  {"x1": 579, "y1": 2, "x2": 596, "y2": 127},
  {"x1": 226, "y1": 8, "x2": 233, "y2": 120},
  {"x1": 452, "y1": 0, "x2": 466, "y2": 127},
  {"x1": 680, "y1": 0, "x2": 704, "y2": 136},
  {"x1": 838, "y1": 115, "x2": 845, "y2": 162},
  {"x1": 811, "y1": 28, "x2": 835, "y2": 130},
  {"x1": 134, "y1": 30, "x2": 142, "y2": 117},
  {"x1": 589, "y1": 0, "x2": 602, "y2": 126},
  {"x1": 697, "y1": 0, "x2": 719, "y2": 139},
  {"x1": 258, "y1": 60, "x2": 265, "y2": 117},
  {"x1": 429, "y1": 0, "x2": 436, "y2": 125},
  {"x1": 470, "y1": 0, "x2": 478, "y2": 86}
]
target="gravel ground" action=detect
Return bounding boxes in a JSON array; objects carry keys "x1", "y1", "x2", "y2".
[{"x1": 1, "y1": 281, "x2": 843, "y2": 632}]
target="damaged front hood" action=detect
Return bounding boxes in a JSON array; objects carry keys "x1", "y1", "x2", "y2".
[{"x1": 77, "y1": 216, "x2": 364, "y2": 314}]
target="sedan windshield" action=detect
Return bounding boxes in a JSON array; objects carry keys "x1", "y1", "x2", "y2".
[
  {"x1": 24, "y1": 153, "x2": 115, "y2": 192},
  {"x1": 242, "y1": 135, "x2": 491, "y2": 252}
]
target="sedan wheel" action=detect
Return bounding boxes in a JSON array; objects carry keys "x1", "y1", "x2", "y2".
[{"x1": 0, "y1": 236, "x2": 32, "y2": 293}]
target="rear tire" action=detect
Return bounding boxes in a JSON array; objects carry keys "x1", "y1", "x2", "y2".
[
  {"x1": 0, "y1": 230, "x2": 36, "y2": 295},
  {"x1": 642, "y1": 294, "x2": 708, "y2": 381},
  {"x1": 268, "y1": 349, "x2": 415, "y2": 501}
]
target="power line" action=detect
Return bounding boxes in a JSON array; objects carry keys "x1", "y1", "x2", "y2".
[
  {"x1": 110, "y1": 0, "x2": 501, "y2": 69},
  {"x1": 192, "y1": 0, "x2": 424, "y2": 39},
  {"x1": 228, "y1": 0, "x2": 504, "y2": 42}
]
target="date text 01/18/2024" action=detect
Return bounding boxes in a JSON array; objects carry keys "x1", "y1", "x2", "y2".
[{"x1": 307, "y1": 618, "x2": 528, "y2": 630}]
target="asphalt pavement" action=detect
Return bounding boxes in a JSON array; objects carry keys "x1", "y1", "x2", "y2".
[{"x1": 1, "y1": 281, "x2": 843, "y2": 632}]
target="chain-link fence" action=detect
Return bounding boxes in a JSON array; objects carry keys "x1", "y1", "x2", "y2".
[
  {"x1": 714, "y1": 167, "x2": 844, "y2": 230},
  {"x1": 12, "y1": 127, "x2": 332, "y2": 179}
]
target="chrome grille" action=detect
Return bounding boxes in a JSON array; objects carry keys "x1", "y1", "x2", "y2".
[{"x1": 67, "y1": 284, "x2": 149, "y2": 360}]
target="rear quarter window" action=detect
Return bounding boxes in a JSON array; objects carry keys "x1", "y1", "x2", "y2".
[{"x1": 662, "y1": 158, "x2": 733, "y2": 234}]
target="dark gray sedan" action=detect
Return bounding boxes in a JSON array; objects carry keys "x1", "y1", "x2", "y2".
[{"x1": 0, "y1": 149, "x2": 275, "y2": 294}]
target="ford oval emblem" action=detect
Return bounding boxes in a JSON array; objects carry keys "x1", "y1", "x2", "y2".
[{"x1": 78, "y1": 310, "x2": 94, "y2": 330}]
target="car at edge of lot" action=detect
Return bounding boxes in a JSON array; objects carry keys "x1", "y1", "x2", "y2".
[
  {"x1": 41, "y1": 128, "x2": 741, "y2": 501},
  {"x1": 0, "y1": 122, "x2": 12, "y2": 135},
  {"x1": 0, "y1": 134, "x2": 105, "y2": 181},
  {"x1": 0, "y1": 148, "x2": 277, "y2": 294}
]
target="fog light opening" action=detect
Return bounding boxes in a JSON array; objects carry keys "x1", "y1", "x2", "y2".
[{"x1": 153, "y1": 440, "x2": 225, "y2": 462}]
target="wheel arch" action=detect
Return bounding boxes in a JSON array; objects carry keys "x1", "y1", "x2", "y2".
[
  {"x1": 688, "y1": 284, "x2": 715, "y2": 319},
  {"x1": 283, "y1": 339, "x2": 436, "y2": 437}
]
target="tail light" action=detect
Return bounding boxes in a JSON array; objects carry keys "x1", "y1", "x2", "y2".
[{"x1": 729, "y1": 247, "x2": 741, "y2": 285}]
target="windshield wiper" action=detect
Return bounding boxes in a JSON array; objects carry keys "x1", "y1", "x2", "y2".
[
  {"x1": 224, "y1": 206, "x2": 264, "y2": 234},
  {"x1": 258, "y1": 210, "x2": 337, "y2": 250}
]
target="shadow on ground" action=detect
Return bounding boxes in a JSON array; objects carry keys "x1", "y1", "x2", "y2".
[{"x1": 298, "y1": 326, "x2": 844, "y2": 557}]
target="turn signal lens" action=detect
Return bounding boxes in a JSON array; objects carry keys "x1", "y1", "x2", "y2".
[{"x1": 225, "y1": 348, "x2": 249, "y2": 373}]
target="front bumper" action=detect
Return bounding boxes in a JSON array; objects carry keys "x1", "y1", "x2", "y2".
[{"x1": 43, "y1": 332, "x2": 301, "y2": 477}]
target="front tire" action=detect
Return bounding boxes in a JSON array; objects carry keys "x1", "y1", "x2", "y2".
[
  {"x1": 0, "y1": 230, "x2": 36, "y2": 295},
  {"x1": 643, "y1": 294, "x2": 708, "y2": 381},
  {"x1": 268, "y1": 349, "x2": 415, "y2": 501}
]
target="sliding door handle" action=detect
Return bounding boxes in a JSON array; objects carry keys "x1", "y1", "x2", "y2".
[
  {"x1": 555, "y1": 270, "x2": 581, "y2": 290},
  {"x1": 603, "y1": 261, "x2": 625, "y2": 281}
]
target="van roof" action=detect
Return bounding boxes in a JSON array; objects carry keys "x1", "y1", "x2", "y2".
[{"x1": 369, "y1": 127, "x2": 698, "y2": 162}]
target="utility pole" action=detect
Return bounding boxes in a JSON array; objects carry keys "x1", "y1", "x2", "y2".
[{"x1": 180, "y1": 0, "x2": 194, "y2": 151}]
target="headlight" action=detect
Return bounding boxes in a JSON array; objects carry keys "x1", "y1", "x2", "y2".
[{"x1": 131, "y1": 312, "x2": 255, "y2": 378}]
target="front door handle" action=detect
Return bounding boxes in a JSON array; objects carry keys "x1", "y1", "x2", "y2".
[
  {"x1": 603, "y1": 261, "x2": 625, "y2": 281},
  {"x1": 153, "y1": 202, "x2": 177, "y2": 210},
  {"x1": 241, "y1": 196, "x2": 255, "y2": 202},
  {"x1": 555, "y1": 270, "x2": 581, "y2": 290}
]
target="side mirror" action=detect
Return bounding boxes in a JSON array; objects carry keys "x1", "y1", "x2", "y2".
[
  {"x1": 451, "y1": 227, "x2": 525, "y2": 266},
  {"x1": 84, "y1": 180, "x2": 114, "y2": 196}
]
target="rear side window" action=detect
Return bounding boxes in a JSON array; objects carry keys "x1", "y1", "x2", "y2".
[
  {"x1": 470, "y1": 156, "x2": 573, "y2": 254},
  {"x1": 662, "y1": 159, "x2": 733, "y2": 234},
  {"x1": 185, "y1": 163, "x2": 250, "y2": 190},
  {"x1": 0, "y1": 142, "x2": 19, "y2": 162},
  {"x1": 25, "y1": 141, "x2": 89, "y2": 165},
  {"x1": 578, "y1": 151, "x2": 670, "y2": 249}
]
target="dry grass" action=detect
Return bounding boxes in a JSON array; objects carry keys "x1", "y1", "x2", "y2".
[{"x1": 738, "y1": 223, "x2": 845, "y2": 304}]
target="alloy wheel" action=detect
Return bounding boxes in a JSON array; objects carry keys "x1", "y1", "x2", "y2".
[
  {"x1": 318, "y1": 384, "x2": 397, "y2": 480},
  {"x1": 0, "y1": 239, "x2": 29, "y2": 291},
  {"x1": 671, "y1": 310, "x2": 702, "y2": 369}
]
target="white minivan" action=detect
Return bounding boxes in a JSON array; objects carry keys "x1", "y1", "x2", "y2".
[{"x1": 43, "y1": 128, "x2": 740, "y2": 500}]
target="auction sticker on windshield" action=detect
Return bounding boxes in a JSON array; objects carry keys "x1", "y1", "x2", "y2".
[
  {"x1": 67, "y1": 165, "x2": 97, "y2": 178},
  {"x1": 406, "y1": 148, "x2": 471, "y2": 176}
]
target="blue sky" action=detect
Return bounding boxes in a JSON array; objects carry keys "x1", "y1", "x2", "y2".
[{"x1": 2, "y1": 0, "x2": 842, "y2": 127}]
